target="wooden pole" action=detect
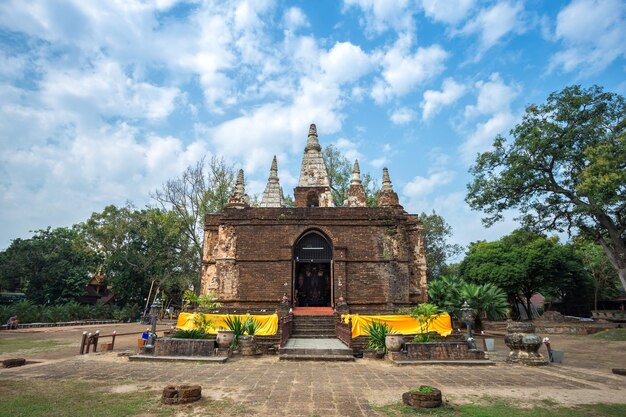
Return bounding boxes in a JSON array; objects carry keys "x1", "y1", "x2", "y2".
[{"x1": 142, "y1": 280, "x2": 155, "y2": 323}]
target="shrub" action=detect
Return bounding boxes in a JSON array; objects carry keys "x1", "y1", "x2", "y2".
[
  {"x1": 193, "y1": 313, "x2": 214, "y2": 334},
  {"x1": 363, "y1": 320, "x2": 392, "y2": 352},
  {"x1": 172, "y1": 329, "x2": 210, "y2": 339},
  {"x1": 405, "y1": 303, "x2": 443, "y2": 342}
]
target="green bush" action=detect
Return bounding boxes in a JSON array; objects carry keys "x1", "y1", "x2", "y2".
[
  {"x1": 172, "y1": 329, "x2": 210, "y2": 339},
  {"x1": 112, "y1": 304, "x2": 139, "y2": 322},
  {"x1": 363, "y1": 320, "x2": 392, "y2": 352}
]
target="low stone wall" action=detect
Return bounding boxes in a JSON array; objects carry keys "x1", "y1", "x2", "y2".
[
  {"x1": 390, "y1": 342, "x2": 485, "y2": 361},
  {"x1": 155, "y1": 338, "x2": 216, "y2": 356}
]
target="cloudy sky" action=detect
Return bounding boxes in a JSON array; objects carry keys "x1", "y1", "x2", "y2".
[{"x1": 1, "y1": 0, "x2": 625, "y2": 250}]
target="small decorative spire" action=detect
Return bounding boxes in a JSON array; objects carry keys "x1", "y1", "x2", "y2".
[
  {"x1": 260, "y1": 157, "x2": 285, "y2": 208},
  {"x1": 381, "y1": 167, "x2": 392, "y2": 190},
  {"x1": 350, "y1": 160, "x2": 362, "y2": 185},
  {"x1": 345, "y1": 159, "x2": 367, "y2": 207},
  {"x1": 227, "y1": 169, "x2": 250, "y2": 208},
  {"x1": 270, "y1": 155, "x2": 278, "y2": 178},
  {"x1": 377, "y1": 167, "x2": 400, "y2": 207},
  {"x1": 305, "y1": 123, "x2": 321, "y2": 152}
]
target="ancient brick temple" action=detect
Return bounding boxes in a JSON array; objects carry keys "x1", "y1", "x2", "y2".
[{"x1": 200, "y1": 124, "x2": 427, "y2": 313}]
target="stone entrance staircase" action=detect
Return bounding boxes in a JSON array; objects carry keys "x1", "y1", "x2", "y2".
[{"x1": 279, "y1": 310, "x2": 354, "y2": 361}]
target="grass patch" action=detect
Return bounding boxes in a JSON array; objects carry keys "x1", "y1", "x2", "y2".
[
  {"x1": 0, "y1": 379, "x2": 253, "y2": 417},
  {"x1": 0, "y1": 337, "x2": 71, "y2": 354},
  {"x1": 585, "y1": 328, "x2": 626, "y2": 341},
  {"x1": 373, "y1": 400, "x2": 626, "y2": 417}
]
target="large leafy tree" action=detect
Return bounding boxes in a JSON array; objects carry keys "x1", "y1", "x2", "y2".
[
  {"x1": 574, "y1": 238, "x2": 620, "y2": 310},
  {"x1": 82, "y1": 205, "x2": 194, "y2": 306},
  {"x1": 418, "y1": 210, "x2": 463, "y2": 281},
  {"x1": 466, "y1": 85, "x2": 626, "y2": 289},
  {"x1": 0, "y1": 227, "x2": 99, "y2": 304},
  {"x1": 151, "y1": 155, "x2": 235, "y2": 286},
  {"x1": 459, "y1": 229, "x2": 591, "y2": 319}
]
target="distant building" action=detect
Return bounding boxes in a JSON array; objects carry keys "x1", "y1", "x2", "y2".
[{"x1": 200, "y1": 124, "x2": 427, "y2": 313}]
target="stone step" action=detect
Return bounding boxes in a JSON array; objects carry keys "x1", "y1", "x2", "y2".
[
  {"x1": 289, "y1": 333, "x2": 338, "y2": 339},
  {"x1": 279, "y1": 347, "x2": 352, "y2": 355},
  {"x1": 279, "y1": 354, "x2": 354, "y2": 362},
  {"x1": 292, "y1": 324, "x2": 336, "y2": 331}
]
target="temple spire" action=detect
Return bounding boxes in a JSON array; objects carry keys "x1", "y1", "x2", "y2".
[
  {"x1": 294, "y1": 123, "x2": 334, "y2": 207},
  {"x1": 260, "y1": 156, "x2": 285, "y2": 208},
  {"x1": 350, "y1": 159, "x2": 362, "y2": 185},
  {"x1": 227, "y1": 169, "x2": 250, "y2": 209},
  {"x1": 377, "y1": 167, "x2": 400, "y2": 207},
  {"x1": 345, "y1": 159, "x2": 367, "y2": 207}
]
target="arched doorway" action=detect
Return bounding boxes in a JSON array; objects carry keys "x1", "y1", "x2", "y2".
[{"x1": 293, "y1": 232, "x2": 332, "y2": 307}]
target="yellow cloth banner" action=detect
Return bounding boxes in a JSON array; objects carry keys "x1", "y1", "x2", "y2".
[
  {"x1": 341, "y1": 313, "x2": 452, "y2": 339},
  {"x1": 175, "y1": 312, "x2": 278, "y2": 336}
]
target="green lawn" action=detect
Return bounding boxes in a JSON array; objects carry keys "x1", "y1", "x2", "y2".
[
  {"x1": 0, "y1": 337, "x2": 71, "y2": 354},
  {"x1": 373, "y1": 400, "x2": 626, "y2": 417},
  {"x1": 585, "y1": 328, "x2": 626, "y2": 341}
]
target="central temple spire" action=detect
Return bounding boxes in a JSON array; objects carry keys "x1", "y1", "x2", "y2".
[
  {"x1": 294, "y1": 123, "x2": 334, "y2": 207},
  {"x1": 260, "y1": 156, "x2": 285, "y2": 208}
]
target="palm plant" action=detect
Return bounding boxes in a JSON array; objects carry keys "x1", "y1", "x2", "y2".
[
  {"x1": 223, "y1": 315, "x2": 246, "y2": 350},
  {"x1": 461, "y1": 283, "x2": 507, "y2": 326},
  {"x1": 363, "y1": 320, "x2": 392, "y2": 352},
  {"x1": 243, "y1": 317, "x2": 262, "y2": 336},
  {"x1": 182, "y1": 289, "x2": 199, "y2": 312}
]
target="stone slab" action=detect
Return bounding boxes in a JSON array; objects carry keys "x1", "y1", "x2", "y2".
[{"x1": 128, "y1": 354, "x2": 227, "y2": 363}]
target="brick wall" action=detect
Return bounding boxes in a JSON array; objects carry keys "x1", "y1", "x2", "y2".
[{"x1": 201, "y1": 207, "x2": 427, "y2": 312}]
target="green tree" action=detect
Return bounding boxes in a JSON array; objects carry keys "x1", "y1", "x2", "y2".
[
  {"x1": 466, "y1": 85, "x2": 626, "y2": 289},
  {"x1": 574, "y1": 239, "x2": 620, "y2": 310},
  {"x1": 459, "y1": 229, "x2": 591, "y2": 319},
  {"x1": 0, "y1": 227, "x2": 99, "y2": 304},
  {"x1": 82, "y1": 205, "x2": 194, "y2": 306},
  {"x1": 152, "y1": 155, "x2": 235, "y2": 287},
  {"x1": 418, "y1": 211, "x2": 463, "y2": 281}
]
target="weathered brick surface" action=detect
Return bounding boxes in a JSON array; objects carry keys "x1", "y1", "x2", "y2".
[{"x1": 201, "y1": 207, "x2": 427, "y2": 312}]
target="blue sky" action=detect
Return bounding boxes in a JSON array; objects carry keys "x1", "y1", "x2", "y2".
[{"x1": 0, "y1": 0, "x2": 625, "y2": 250}]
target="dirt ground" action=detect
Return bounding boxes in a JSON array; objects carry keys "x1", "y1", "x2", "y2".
[{"x1": 1, "y1": 322, "x2": 625, "y2": 416}]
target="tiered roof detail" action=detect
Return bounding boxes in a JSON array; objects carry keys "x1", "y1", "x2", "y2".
[
  {"x1": 260, "y1": 156, "x2": 285, "y2": 208},
  {"x1": 227, "y1": 169, "x2": 250, "y2": 209}
]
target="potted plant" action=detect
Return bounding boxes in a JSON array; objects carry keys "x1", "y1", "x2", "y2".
[
  {"x1": 363, "y1": 320, "x2": 392, "y2": 358},
  {"x1": 239, "y1": 317, "x2": 262, "y2": 356},
  {"x1": 223, "y1": 315, "x2": 247, "y2": 351},
  {"x1": 402, "y1": 386, "x2": 442, "y2": 409}
]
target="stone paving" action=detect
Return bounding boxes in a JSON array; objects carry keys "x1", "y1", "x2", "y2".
[{"x1": 1, "y1": 325, "x2": 625, "y2": 416}]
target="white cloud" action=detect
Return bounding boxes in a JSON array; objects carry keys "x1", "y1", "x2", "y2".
[
  {"x1": 403, "y1": 170, "x2": 455, "y2": 199},
  {"x1": 421, "y1": 0, "x2": 475, "y2": 25},
  {"x1": 283, "y1": 7, "x2": 310, "y2": 31},
  {"x1": 370, "y1": 156, "x2": 389, "y2": 169},
  {"x1": 321, "y1": 42, "x2": 372, "y2": 84},
  {"x1": 372, "y1": 38, "x2": 448, "y2": 103},
  {"x1": 390, "y1": 107, "x2": 416, "y2": 125},
  {"x1": 460, "y1": 112, "x2": 516, "y2": 163},
  {"x1": 551, "y1": 0, "x2": 626, "y2": 74},
  {"x1": 421, "y1": 78, "x2": 466, "y2": 120},
  {"x1": 336, "y1": 137, "x2": 363, "y2": 162},
  {"x1": 455, "y1": 1, "x2": 526, "y2": 56},
  {"x1": 343, "y1": 0, "x2": 415, "y2": 34},
  {"x1": 464, "y1": 73, "x2": 519, "y2": 119},
  {"x1": 459, "y1": 73, "x2": 519, "y2": 163}
]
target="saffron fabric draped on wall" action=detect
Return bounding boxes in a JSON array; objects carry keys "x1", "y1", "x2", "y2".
[
  {"x1": 341, "y1": 313, "x2": 453, "y2": 338},
  {"x1": 175, "y1": 312, "x2": 279, "y2": 336}
]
